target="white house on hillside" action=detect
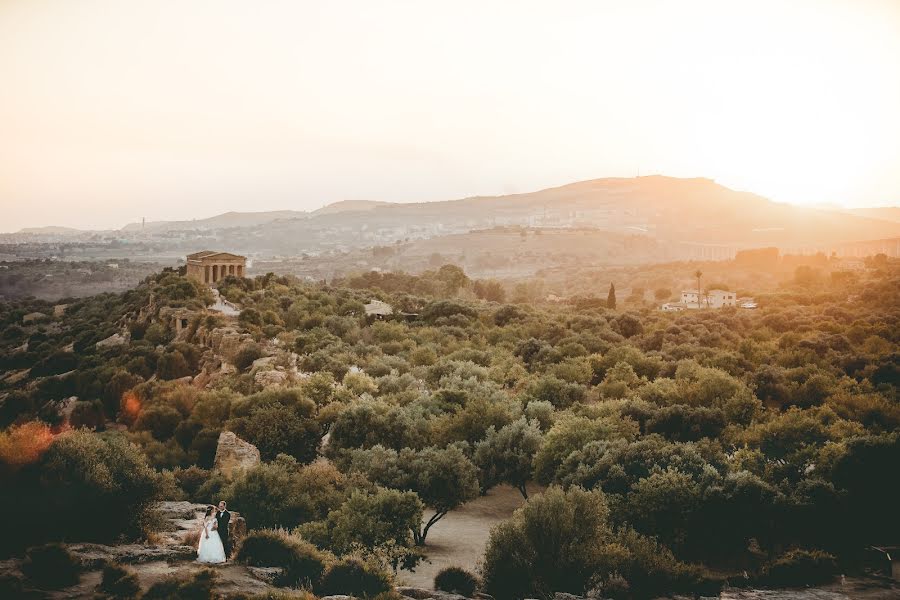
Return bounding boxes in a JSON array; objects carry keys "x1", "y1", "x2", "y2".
[{"x1": 678, "y1": 289, "x2": 737, "y2": 309}]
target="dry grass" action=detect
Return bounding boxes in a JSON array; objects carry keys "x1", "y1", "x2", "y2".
[{"x1": 182, "y1": 528, "x2": 202, "y2": 549}]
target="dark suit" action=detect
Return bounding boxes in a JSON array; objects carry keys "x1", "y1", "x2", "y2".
[{"x1": 216, "y1": 510, "x2": 231, "y2": 557}]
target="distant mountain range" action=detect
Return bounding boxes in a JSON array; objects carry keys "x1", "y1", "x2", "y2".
[
  {"x1": 10, "y1": 177, "x2": 900, "y2": 260},
  {"x1": 844, "y1": 207, "x2": 900, "y2": 223}
]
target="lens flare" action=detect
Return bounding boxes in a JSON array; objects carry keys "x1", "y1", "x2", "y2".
[{"x1": 0, "y1": 421, "x2": 55, "y2": 470}]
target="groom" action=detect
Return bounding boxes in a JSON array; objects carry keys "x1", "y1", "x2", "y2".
[{"x1": 215, "y1": 500, "x2": 231, "y2": 558}]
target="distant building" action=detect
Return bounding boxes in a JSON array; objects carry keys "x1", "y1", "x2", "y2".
[
  {"x1": 186, "y1": 251, "x2": 246, "y2": 284},
  {"x1": 705, "y1": 289, "x2": 737, "y2": 308},
  {"x1": 676, "y1": 289, "x2": 737, "y2": 310}
]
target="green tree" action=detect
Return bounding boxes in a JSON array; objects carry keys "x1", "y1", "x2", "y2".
[
  {"x1": 607, "y1": 283, "x2": 616, "y2": 309},
  {"x1": 226, "y1": 456, "x2": 354, "y2": 530},
  {"x1": 347, "y1": 445, "x2": 480, "y2": 545},
  {"x1": 300, "y1": 487, "x2": 423, "y2": 571},
  {"x1": 474, "y1": 417, "x2": 543, "y2": 498}
]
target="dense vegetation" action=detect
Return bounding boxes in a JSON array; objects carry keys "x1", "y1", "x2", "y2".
[{"x1": 0, "y1": 258, "x2": 897, "y2": 598}]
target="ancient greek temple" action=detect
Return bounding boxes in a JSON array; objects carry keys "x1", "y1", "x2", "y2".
[{"x1": 186, "y1": 251, "x2": 246, "y2": 284}]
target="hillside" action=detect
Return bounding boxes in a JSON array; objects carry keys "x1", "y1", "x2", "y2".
[
  {"x1": 846, "y1": 206, "x2": 900, "y2": 223},
  {"x1": 120, "y1": 210, "x2": 307, "y2": 232},
  {"x1": 310, "y1": 199, "x2": 389, "y2": 216},
  {"x1": 1, "y1": 265, "x2": 898, "y2": 598},
  {"x1": 6, "y1": 177, "x2": 900, "y2": 264},
  {"x1": 136, "y1": 176, "x2": 900, "y2": 250}
]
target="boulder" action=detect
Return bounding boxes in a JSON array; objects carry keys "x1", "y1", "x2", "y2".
[
  {"x1": 397, "y1": 588, "x2": 435, "y2": 600},
  {"x1": 431, "y1": 592, "x2": 471, "y2": 600},
  {"x1": 213, "y1": 431, "x2": 261, "y2": 479},
  {"x1": 66, "y1": 542, "x2": 196, "y2": 566},
  {"x1": 254, "y1": 368, "x2": 288, "y2": 388},
  {"x1": 96, "y1": 332, "x2": 129, "y2": 348},
  {"x1": 247, "y1": 566, "x2": 284, "y2": 585},
  {"x1": 553, "y1": 594, "x2": 585, "y2": 600}
]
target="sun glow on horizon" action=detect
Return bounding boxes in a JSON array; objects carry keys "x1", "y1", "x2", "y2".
[{"x1": 1, "y1": 0, "x2": 899, "y2": 230}]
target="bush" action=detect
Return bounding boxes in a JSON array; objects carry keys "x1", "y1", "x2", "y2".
[
  {"x1": 0, "y1": 430, "x2": 163, "y2": 553},
  {"x1": 173, "y1": 466, "x2": 212, "y2": 502},
  {"x1": 764, "y1": 549, "x2": 838, "y2": 586},
  {"x1": 21, "y1": 543, "x2": 81, "y2": 589},
  {"x1": 434, "y1": 566, "x2": 479, "y2": 596},
  {"x1": 98, "y1": 563, "x2": 140, "y2": 598},
  {"x1": 142, "y1": 568, "x2": 216, "y2": 600},
  {"x1": 236, "y1": 529, "x2": 328, "y2": 588},
  {"x1": 318, "y1": 558, "x2": 392, "y2": 598},
  {"x1": 594, "y1": 572, "x2": 630, "y2": 600},
  {"x1": 234, "y1": 343, "x2": 265, "y2": 371}
]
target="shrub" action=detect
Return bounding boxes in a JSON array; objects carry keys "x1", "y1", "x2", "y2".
[
  {"x1": 173, "y1": 466, "x2": 212, "y2": 502},
  {"x1": 594, "y1": 572, "x2": 630, "y2": 600},
  {"x1": 98, "y1": 563, "x2": 140, "y2": 598},
  {"x1": 317, "y1": 557, "x2": 392, "y2": 598},
  {"x1": 226, "y1": 457, "x2": 352, "y2": 530},
  {"x1": 764, "y1": 549, "x2": 838, "y2": 586},
  {"x1": 434, "y1": 566, "x2": 479, "y2": 596},
  {"x1": 142, "y1": 568, "x2": 216, "y2": 600},
  {"x1": 234, "y1": 343, "x2": 265, "y2": 371},
  {"x1": 21, "y1": 543, "x2": 81, "y2": 589},
  {"x1": 0, "y1": 430, "x2": 163, "y2": 554},
  {"x1": 236, "y1": 529, "x2": 328, "y2": 587}
]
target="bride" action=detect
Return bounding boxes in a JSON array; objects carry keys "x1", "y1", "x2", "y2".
[{"x1": 196, "y1": 506, "x2": 226, "y2": 564}]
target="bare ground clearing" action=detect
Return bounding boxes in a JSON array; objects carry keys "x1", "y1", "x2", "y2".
[{"x1": 399, "y1": 483, "x2": 541, "y2": 589}]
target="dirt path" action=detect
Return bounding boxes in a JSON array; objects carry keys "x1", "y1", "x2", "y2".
[{"x1": 398, "y1": 483, "x2": 541, "y2": 589}]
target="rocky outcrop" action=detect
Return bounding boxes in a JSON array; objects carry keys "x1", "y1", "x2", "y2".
[
  {"x1": 66, "y1": 542, "x2": 196, "y2": 566},
  {"x1": 254, "y1": 368, "x2": 288, "y2": 387},
  {"x1": 96, "y1": 331, "x2": 129, "y2": 348},
  {"x1": 208, "y1": 326, "x2": 255, "y2": 362},
  {"x1": 247, "y1": 566, "x2": 284, "y2": 585},
  {"x1": 213, "y1": 431, "x2": 261, "y2": 479},
  {"x1": 396, "y1": 589, "x2": 489, "y2": 600}
]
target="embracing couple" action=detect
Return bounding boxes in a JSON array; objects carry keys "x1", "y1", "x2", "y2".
[{"x1": 196, "y1": 500, "x2": 231, "y2": 564}]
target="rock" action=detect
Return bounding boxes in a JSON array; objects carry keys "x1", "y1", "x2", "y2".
[
  {"x1": 251, "y1": 356, "x2": 276, "y2": 370},
  {"x1": 430, "y1": 592, "x2": 471, "y2": 600},
  {"x1": 247, "y1": 566, "x2": 284, "y2": 584},
  {"x1": 320, "y1": 596, "x2": 357, "y2": 600},
  {"x1": 66, "y1": 542, "x2": 196, "y2": 566},
  {"x1": 397, "y1": 587, "x2": 435, "y2": 599},
  {"x1": 96, "y1": 332, "x2": 129, "y2": 348},
  {"x1": 213, "y1": 431, "x2": 261, "y2": 479},
  {"x1": 254, "y1": 368, "x2": 288, "y2": 387},
  {"x1": 156, "y1": 501, "x2": 207, "y2": 521},
  {"x1": 554, "y1": 593, "x2": 585, "y2": 600}
]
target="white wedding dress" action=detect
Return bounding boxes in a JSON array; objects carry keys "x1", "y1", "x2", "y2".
[{"x1": 196, "y1": 518, "x2": 226, "y2": 564}]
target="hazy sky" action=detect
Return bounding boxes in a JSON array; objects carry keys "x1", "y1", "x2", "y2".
[{"x1": 2, "y1": 0, "x2": 899, "y2": 232}]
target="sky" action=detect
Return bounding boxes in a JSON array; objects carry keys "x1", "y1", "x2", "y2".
[{"x1": 1, "y1": 0, "x2": 899, "y2": 232}]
